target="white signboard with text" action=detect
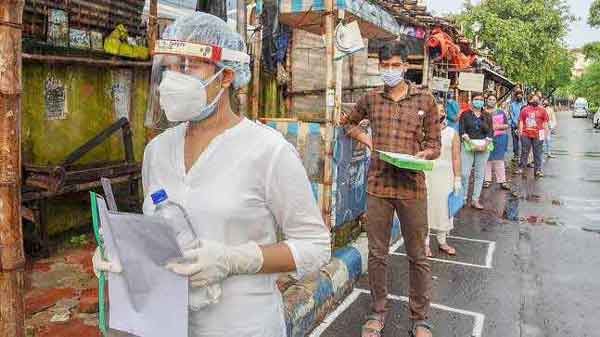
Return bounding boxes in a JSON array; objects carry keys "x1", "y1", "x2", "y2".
[
  {"x1": 431, "y1": 77, "x2": 451, "y2": 92},
  {"x1": 458, "y1": 72, "x2": 485, "y2": 92}
]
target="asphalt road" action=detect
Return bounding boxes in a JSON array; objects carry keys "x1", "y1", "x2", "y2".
[{"x1": 312, "y1": 110, "x2": 600, "y2": 337}]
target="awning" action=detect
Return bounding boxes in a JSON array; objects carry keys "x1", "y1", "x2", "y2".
[
  {"x1": 265, "y1": 0, "x2": 421, "y2": 40},
  {"x1": 483, "y1": 67, "x2": 515, "y2": 89}
]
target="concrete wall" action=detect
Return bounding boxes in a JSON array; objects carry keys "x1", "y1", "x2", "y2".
[{"x1": 21, "y1": 62, "x2": 149, "y2": 234}]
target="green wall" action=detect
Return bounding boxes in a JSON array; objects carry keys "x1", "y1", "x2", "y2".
[{"x1": 21, "y1": 63, "x2": 149, "y2": 235}]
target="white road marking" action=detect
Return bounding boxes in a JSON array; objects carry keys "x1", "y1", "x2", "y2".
[
  {"x1": 485, "y1": 242, "x2": 496, "y2": 268},
  {"x1": 391, "y1": 234, "x2": 497, "y2": 269},
  {"x1": 391, "y1": 252, "x2": 493, "y2": 269},
  {"x1": 308, "y1": 288, "x2": 486, "y2": 337},
  {"x1": 445, "y1": 235, "x2": 495, "y2": 244}
]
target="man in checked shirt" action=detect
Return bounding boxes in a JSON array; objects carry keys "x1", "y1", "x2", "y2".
[{"x1": 342, "y1": 43, "x2": 441, "y2": 337}]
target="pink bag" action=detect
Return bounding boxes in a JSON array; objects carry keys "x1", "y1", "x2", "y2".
[{"x1": 492, "y1": 113, "x2": 506, "y2": 136}]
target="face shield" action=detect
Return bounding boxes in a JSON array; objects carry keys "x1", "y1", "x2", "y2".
[{"x1": 145, "y1": 39, "x2": 251, "y2": 130}]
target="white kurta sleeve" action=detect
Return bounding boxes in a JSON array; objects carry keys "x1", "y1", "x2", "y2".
[{"x1": 265, "y1": 143, "x2": 331, "y2": 279}]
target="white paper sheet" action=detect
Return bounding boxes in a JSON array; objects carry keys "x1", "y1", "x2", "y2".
[{"x1": 96, "y1": 197, "x2": 188, "y2": 337}]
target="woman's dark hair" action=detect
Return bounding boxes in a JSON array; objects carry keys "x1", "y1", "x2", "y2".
[{"x1": 378, "y1": 43, "x2": 409, "y2": 62}]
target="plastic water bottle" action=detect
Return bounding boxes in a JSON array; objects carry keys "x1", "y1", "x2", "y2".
[
  {"x1": 151, "y1": 189, "x2": 197, "y2": 251},
  {"x1": 151, "y1": 189, "x2": 222, "y2": 310}
]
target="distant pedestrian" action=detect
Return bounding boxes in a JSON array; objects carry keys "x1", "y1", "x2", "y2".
[
  {"x1": 445, "y1": 91, "x2": 460, "y2": 131},
  {"x1": 460, "y1": 94, "x2": 494, "y2": 210},
  {"x1": 508, "y1": 89, "x2": 527, "y2": 161},
  {"x1": 543, "y1": 99, "x2": 557, "y2": 158},
  {"x1": 516, "y1": 94, "x2": 549, "y2": 177},
  {"x1": 425, "y1": 107, "x2": 462, "y2": 257},
  {"x1": 483, "y1": 94, "x2": 511, "y2": 190}
]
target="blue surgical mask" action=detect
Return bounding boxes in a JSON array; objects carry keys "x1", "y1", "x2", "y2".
[
  {"x1": 472, "y1": 100, "x2": 484, "y2": 109},
  {"x1": 381, "y1": 69, "x2": 406, "y2": 87}
]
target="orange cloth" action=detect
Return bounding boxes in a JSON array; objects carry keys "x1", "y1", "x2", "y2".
[{"x1": 427, "y1": 28, "x2": 475, "y2": 70}]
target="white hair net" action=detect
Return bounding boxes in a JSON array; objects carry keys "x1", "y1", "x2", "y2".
[{"x1": 162, "y1": 12, "x2": 251, "y2": 89}]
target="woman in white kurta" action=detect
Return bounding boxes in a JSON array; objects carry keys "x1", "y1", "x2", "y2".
[
  {"x1": 93, "y1": 12, "x2": 331, "y2": 337},
  {"x1": 425, "y1": 107, "x2": 462, "y2": 256}
]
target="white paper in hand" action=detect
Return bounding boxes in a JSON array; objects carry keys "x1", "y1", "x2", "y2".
[{"x1": 97, "y1": 197, "x2": 188, "y2": 337}]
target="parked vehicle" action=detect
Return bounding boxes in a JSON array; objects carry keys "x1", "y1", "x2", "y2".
[
  {"x1": 573, "y1": 97, "x2": 589, "y2": 118},
  {"x1": 593, "y1": 108, "x2": 600, "y2": 129}
]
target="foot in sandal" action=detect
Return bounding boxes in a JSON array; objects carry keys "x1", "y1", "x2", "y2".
[
  {"x1": 361, "y1": 313, "x2": 385, "y2": 337},
  {"x1": 410, "y1": 320, "x2": 433, "y2": 337},
  {"x1": 438, "y1": 244, "x2": 456, "y2": 255}
]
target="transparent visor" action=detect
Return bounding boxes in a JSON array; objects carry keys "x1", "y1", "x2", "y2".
[{"x1": 145, "y1": 54, "x2": 226, "y2": 131}]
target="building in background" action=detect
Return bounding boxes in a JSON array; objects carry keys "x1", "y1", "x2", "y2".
[{"x1": 571, "y1": 49, "x2": 592, "y2": 78}]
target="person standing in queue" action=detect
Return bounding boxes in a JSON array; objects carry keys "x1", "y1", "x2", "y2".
[{"x1": 342, "y1": 43, "x2": 441, "y2": 337}]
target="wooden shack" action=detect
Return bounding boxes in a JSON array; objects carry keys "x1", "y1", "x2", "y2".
[{"x1": 20, "y1": 0, "x2": 150, "y2": 254}]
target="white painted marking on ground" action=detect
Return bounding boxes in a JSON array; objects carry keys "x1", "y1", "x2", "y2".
[
  {"x1": 308, "y1": 288, "x2": 485, "y2": 337},
  {"x1": 485, "y1": 242, "x2": 496, "y2": 268},
  {"x1": 307, "y1": 291, "x2": 362, "y2": 337},
  {"x1": 445, "y1": 235, "x2": 495, "y2": 244},
  {"x1": 354, "y1": 289, "x2": 485, "y2": 337},
  {"x1": 391, "y1": 252, "x2": 492, "y2": 269}
]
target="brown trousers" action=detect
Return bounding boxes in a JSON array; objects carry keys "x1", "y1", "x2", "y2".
[{"x1": 366, "y1": 195, "x2": 432, "y2": 321}]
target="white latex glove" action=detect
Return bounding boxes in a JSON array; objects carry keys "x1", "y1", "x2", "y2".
[
  {"x1": 92, "y1": 246, "x2": 122, "y2": 278},
  {"x1": 165, "y1": 240, "x2": 264, "y2": 288},
  {"x1": 189, "y1": 283, "x2": 222, "y2": 311},
  {"x1": 453, "y1": 177, "x2": 463, "y2": 193}
]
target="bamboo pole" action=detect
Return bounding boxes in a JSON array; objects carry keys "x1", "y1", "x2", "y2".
[
  {"x1": 148, "y1": 0, "x2": 158, "y2": 54},
  {"x1": 145, "y1": 0, "x2": 159, "y2": 142},
  {"x1": 251, "y1": 10, "x2": 262, "y2": 120},
  {"x1": 334, "y1": 10, "x2": 345, "y2": 124},
  {"x1": 236, "y1": 0, "x2": 248, "y2": 117},
  {"x1": 322, "y1": 0, "x2": 335, "y2": 230},
  {"x1": 0, "y1": 1, "x2": 26, "y2": 336}
]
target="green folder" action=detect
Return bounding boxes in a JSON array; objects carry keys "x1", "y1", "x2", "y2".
[
  {"x1": 377, "y1": 150, "x2": 434, "y2": 171},
  {"x1": 90, "y1": 192, "x2": 107, "y2": 336}
]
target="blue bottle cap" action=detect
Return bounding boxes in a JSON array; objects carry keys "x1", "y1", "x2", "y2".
[{"x1": 151, "y1": 189, "x2": 168, "y2": 205}]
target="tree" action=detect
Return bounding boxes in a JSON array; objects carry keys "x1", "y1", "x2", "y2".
[
  {"x1": 583, "y1": 41, "x2": 600, "y2": 61},
  {"x1": 589, "y1": 0, "x2": 600, "y2": 28},
  {"x1": 571, "y1": 62, "x2": 600, "y2": 109},
  {"x1": 454, "y1": 0, "x2": 575, "y2": 93}
]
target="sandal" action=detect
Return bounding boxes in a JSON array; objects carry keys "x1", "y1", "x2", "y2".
[
  {"x1": 472, "y1": 200, "x2": 484, "y2": 210},
  {"x1": 409, "y1": 320, "x2": 433, "y2": 337},
  {"x1": 361, "y1": 313, "x2": 385, "y2": 337},
  {"x1": 501, "y1": 182, "x2": 511, "y2": 190},
  {"x1": 483, "y1": 181, "x2": 492, "y2": 188},
  {"x1": 438, "y1": 244, "x2": 456, "y2": 256}
]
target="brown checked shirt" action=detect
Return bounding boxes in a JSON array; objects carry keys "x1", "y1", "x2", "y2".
[{"x1": 343, "y1": 83, "x2": 441, "y2": 200}]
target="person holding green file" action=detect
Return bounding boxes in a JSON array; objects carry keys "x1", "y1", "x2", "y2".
[
  {"x1": 459, "y1": 94, "x2": 494, "y2": 210},
  {"x1": 342, "y1": 42, "x2": 441, "y2": 337}
]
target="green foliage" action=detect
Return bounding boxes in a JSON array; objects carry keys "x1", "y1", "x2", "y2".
[
  {"x1": 583, "y1": 42, "x2": 600, "y2": 61},
  {"x1": 69, "y1": 234, "x2": 91, "y2": 247},
  {"x1": 571, "y1": 61, "x2": 600, "y2": 110},
  {"x1": 589, "y1": 0, "x2": 600, "y2": 28},
  {"x1": 454, "y1": 0, "x2": 575, "y2": 93}
]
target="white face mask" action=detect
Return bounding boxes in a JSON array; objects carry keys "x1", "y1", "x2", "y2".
[
  {"x1": 158, "y1": 69, "x2": 224, "y2": 122},
  {"x1": 381, "y1": 69, "x2": 406, "y2": 87}
]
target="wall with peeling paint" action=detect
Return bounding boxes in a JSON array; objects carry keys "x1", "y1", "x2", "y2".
[{"x1": 21, "y1": 63, "x2": 149, "y2": 235}]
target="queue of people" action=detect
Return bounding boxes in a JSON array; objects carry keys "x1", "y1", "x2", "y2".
[{"x1": 90, "y1": 12, "x2": 556, "y2": 337}]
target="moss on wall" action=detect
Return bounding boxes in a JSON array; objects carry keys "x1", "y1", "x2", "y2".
[
  {"x1": 22, "y1": 64, "x2": 147, "y2": 164},
  {"x1": 21, "y1": 62, "x2": 149, "y2": 235}
]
